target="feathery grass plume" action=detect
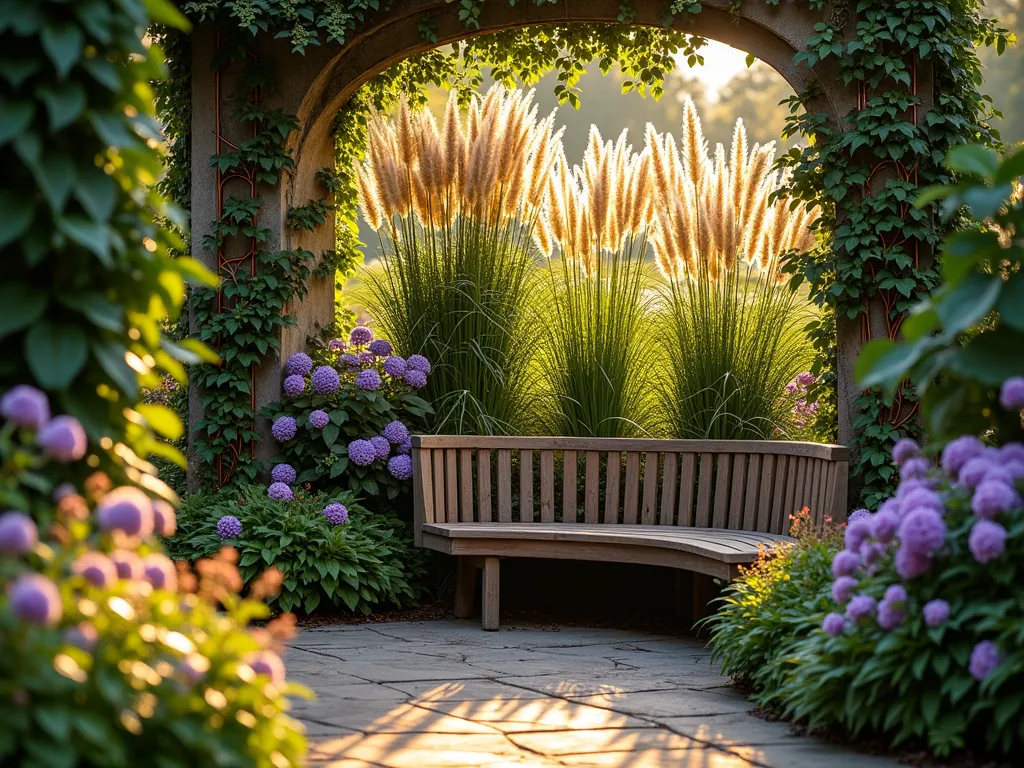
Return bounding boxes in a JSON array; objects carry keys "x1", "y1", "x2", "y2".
[
  {"x1": 359, "y1": 87, "x2": 556, "y2": 434},
  {"x1": 680, "y1": 96, "x2": 706, "y2": 193}
]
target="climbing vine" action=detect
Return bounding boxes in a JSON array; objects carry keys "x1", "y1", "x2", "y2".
[{"x1": 162, "y1": 1, "x2": 1009, "y2": 506}]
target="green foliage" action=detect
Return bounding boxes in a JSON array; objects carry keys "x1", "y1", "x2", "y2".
[
  {"x1": 858, "y1": 145, "x2": 1024, "y2": 445},
  {"x1": 659, "y1": 262, "x2": 813, "y2": 440},
  {"x1": 170, "y1": 485, "x2": 428, "y2": 615}
]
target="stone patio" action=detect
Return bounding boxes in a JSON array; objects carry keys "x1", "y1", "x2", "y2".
[{"x1": 285, "y1": 620, "x2": 900, "y2": 767}]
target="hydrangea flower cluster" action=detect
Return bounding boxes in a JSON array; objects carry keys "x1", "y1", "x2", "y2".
[
  {"x1": 785, "y1": 372, "x2": 819, "y2": 429},
  {"x1": 821, "y1": 435, "x2": 1023, "y2": 683},
  {"x1": 0, "y1": 385, "x2": 88, "y2": 463},
  {"x1": 217, "y1": 514, "x2": 243, "y2": 540},
  {"x1": 322, "y1": 502, "x2": 349, "y2": 526}
]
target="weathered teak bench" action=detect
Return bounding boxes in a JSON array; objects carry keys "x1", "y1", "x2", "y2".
[{"x1": 411, "y1": 437, "x2": 849, "y2": 630}]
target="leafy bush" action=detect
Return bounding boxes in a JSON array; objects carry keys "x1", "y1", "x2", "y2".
[
  {"x1": 170, "y1": 485, "x2": 428, "y2": 615},
  {"x1": 261, "y1": 329, "x2": 432, "y2": 502}
]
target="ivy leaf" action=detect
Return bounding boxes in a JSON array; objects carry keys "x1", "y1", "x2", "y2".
[
  {"x1": 0, "y1": 282, "x2": 47, "y2": 338},
  {"x1": 40, "y1": 22, "x2": 84, "y2": 78},
  {"x1": 998, "y1": 273, "x2": 1024, "y2": 332},
  {"x1": 323, "y1": 423, "x2": 340, "y2": 448},
  {"x1": 74, "y1": 165, "x2": 118, "y2": 222},
  {"x1": 0, "y1": 191, "x2": 34, "y2": 247},
  {"x1": 136, "y1": 404, "x2": 184, "y2": 440},
  {"x1": 943, "y1": 144, "x2": 998, "y2": 181},
  {"x1": 36, "y1": 81, "x2": 87, "y2": 131},
  {"x1": 91, "y1": 339, "x2": 138, "y2": 398},
  {"x1": 25, "y1": 321, "x2": 88, "y2": 389},
  {"x1": 57, "y1": 214, "x2": 111, "y2": 264},
  {"x1": 0, "y1": 99, "x2": 34, "y2": 145}
]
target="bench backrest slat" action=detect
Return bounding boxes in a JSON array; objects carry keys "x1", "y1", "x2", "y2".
[{"x1": 411, "y1": 437, "x2": 850, "y2": 538}]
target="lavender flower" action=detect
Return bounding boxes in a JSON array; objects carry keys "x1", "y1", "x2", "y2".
[
  {"x1": 0, "y1": 511, "x2": 37, "y2": 555},
  {"x1": 844, "y1": 518, "x2": 872, "y2": 553},
  {"x1": 328, "y1": 339, "x2": 346, "y2": 352},
  {"x1": 271, "y1": 416, "x2": 297, "y2": 442},
  {"x1": 404, "y1": 369, "x2": 427, "y2": 389},
  {"x1": 348, "y1": 439, "x2": 377, "y2": 467},
  {"x1": 383, "y1": 356, "x2": 407, "y2": 378},
  {"x1": 785, "y1": 382, "x2": 798, "y2": 395},
  {"x1": 406, "y1": 354, "x2": 431, "y2": 373},
  {"x1": 969, "y1": 640, "x2": 1002, "y2": 681},
  {"x1": 370, "y1": 435, "x2": 391, "y2": 460},
  {"x1": 884, "y1": 584, "x2": 907, "y2": 604},
  {"x1": 900, "y1": 456, "x2": 932, "y2": 482},
  {"x1": 285, "y1": 353, "x2": 313, "y2": 377},
  {"x1": 97, "y1": 487, "x2": 155, "y2": 538},
  {"x1": 398, "y1": 438, "x2": 412, "y2": 455},
  {"x1": 846, "y1": 595, "x2": 877, "y2": 623},
  {"x1": 832, "y1": 576, "x2": 858, "y2": 605},
  {"x1": 898, "y1": 508, "x2": 946, "y2": 555},
  {"x1": 271, "y1": 463, "x2": 297, "y2": 485},
  {"x1": 796, "y1": 371, "x2": 816, "y2": 387},
  {"x1": 268, "y1": 483, "x2": 294, "y2": 502},
  {"x1": 73, "y1": 552, "x2": 118, "y2": 588},
  {"x1": 247, "y1": 650, "x2": 286, "y2": 686},
  {"x1": 217, "y1": 514, "x2": 242, "y2": 539},
  {"x1": 322, "y1": 502, "x2": 349, "y2": 526},
  {"x1": 311, "y1": 366, "x2": 341, "y2": 394},
  {"x1": 877, "y1": 599, "x2": 905, "y2": 630},
  {"x1": 283, "y1": 374, "x2": 306, "y2": 397},
  {"x1": 38, "y1": 416, "x2": 87, "y2": 463},
  {"x1": 356, "y1": 369, "x2": 382, "y2": 391},
  {"x1": 999, "y1": 377, "x2": 1024, "y2": 410},
  {"x1": 923, "y1": 599, "x2": 950, "y2": 627},
  {"x1": 309, "y1": 409, "x2": 330, "y2": 429},
  {"x1": 383, "y1": 420, "x2": 410, "y2": 445},
  {"x1": 368, "y1": 339, "x2": 393, "y2": 356},
  {"x1": 891, "y1": 438, "x2": 920, "y2": 467},
  {"x1": 111, "y1": 549, "x2": 144, "y2": 580},
  {"x1": 341, "y1": 353, "x2": 360, "y2": 368},
  {"x1": 10, "y1": 573, "x2": 62, "y2": 626},
  {"x1": 848, "y1": 508, "x2": 871, "y2": 524},
  {"x1": 0, "y1": 385, "x2": 50, "y2": 429},
  {"x1": 152, "y1": 500, "x2": 176, "y2": 536},
  {"x1": 968, "y1": 519, "x2": 1006, "y2": 563},
  {"x1": 832, "y1": 550, "x2": 860, "y2": 578},
  {"x1": 971, "y1": 479, "x2": 1020, "y2": 519},
  {"x1": 823, "y1": 613, "x2": 846, "y2": 636},
  {"x1": 349, "y1": 326, "x2": 373, "y2": 346},
  {"x1": 895, "y1": 546, "x2": 931, "y2": 580},
  {"x1": 142, "y1": 553, "x2": 177, "y2": 591},
  {"x1": 388, "y1": 454, "x2": 414, "y2": 480},
  {"x1": 870, "y1": 509, "x2": 900, "y2": 544},
  {"x1": 941, "y1": 435, "x2": 984, "y2": 477}
]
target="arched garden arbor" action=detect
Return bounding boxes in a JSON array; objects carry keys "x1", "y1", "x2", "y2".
[{"x1": 180, "y1": 0, "x2": 967, "y2": 503}]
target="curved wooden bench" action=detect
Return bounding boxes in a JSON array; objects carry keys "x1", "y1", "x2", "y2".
[{"x1": 411, "y1": 437, "x2": 849, "y2": 629}]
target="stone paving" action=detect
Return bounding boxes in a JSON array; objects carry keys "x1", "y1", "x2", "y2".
[{"x1": 285, "y1": 620, "x2": 901, "y2": 768}]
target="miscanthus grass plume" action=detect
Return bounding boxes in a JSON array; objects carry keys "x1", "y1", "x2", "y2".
[
  {"x1": 359, "y1": 87, "x2": 562, "y2": 434},
  {"x1": 649, "y1": 97, "x2": 817, "y2": 439}
]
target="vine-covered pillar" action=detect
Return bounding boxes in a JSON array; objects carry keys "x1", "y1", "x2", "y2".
[{"x1": 187, "y1": 26, "x2": 336, "y2": 489}]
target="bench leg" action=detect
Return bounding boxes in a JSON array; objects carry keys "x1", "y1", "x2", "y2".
[
  {"x1": 454, "y1": 557, "x2": 476, "y2": 619},
  {"x1": 481, "y1": 557, "x2": 500, "y2": 631},
  {"x1": 690, "y1": 572, "x2": 720, "y2": 633}
]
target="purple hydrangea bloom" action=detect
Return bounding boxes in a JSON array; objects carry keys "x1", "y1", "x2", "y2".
[
  {"x1": 895, "y1": 545, "x2": 931, "y2": 580},
  {"x1": 1000, "y1": 442, "x2": 1024, "y2": 465},
  {"x1": 370, "y1": 435, "x2": 391, "y2": 460},
  {"x1": 10, "y1": 573, "x2": 62, "y2": 626},
  {"x1": 111, "y1": 549, "x2": 143, "y2": 580},
  {"x1": 900, "y1": 456, "x2": 932, "y2": 482},
  {"x1": 860, "y1": 541, "x2": 886, "y2": 568},
  {"x1": 97, "y1": 487, "x2": 155, "y2": 538},
  {"x1": 383, "y1": 356, "x2": 407, "y2": 378},
  {"x1": 388, "y1": 454, "x2": 414, "y2": 480},
  {"x1": 0, "y1": 385, "x2": 50, "y2": 430},
  {"x1": 823, "y1": 613, "x2": 846, "y2": 636},
  {"x1": 142, "y1": 553, "x2": 177, "y2": 591},
  {"x1": 65, "y1": 623, "x2": 99, "y2": 651},
  {"x1": 359, "y1": 351, "x2": 375, "y2": 365},
  {"x1": 368, "y1": 339, "x2": 393, "y2": 356},
  {"x1": 796, "y1": 371, "x2": 816, "y2": 387},
  {"x1": 941, "y1": 435, "x2": 984, "y2": 477},
  {"x1": 870, "y1": 509, "x2": 900, "y2": 544},
  {"x1": 217, "y1": 514, "x2": 243, "y2": 539},
  {"x1": 398, "y1": 438, "x2": 412, "y2": 455},
  {"x1": 268, "y1": 482, "x2": 294, "y2": 502},
  {"x1": 283, "y1": 374, "x2": 306, "y2": 397},
  {"x1": 152, "y1": 500, "x2": 176, "y2": 536},
  {"x1": 897, "y1": 478, "x2": 936, "y2": 501},
  {"x1": 247, "y1": 650, "x2": 286, "y2": 686},
  {"x1": 406, "y1": 354, "x2": 431, "y2": 373},
  {"x1": 328, "y1": 339, "x2": 346, "y2": 352},
  {"x1": 0, "y1": 511, "x2": 37, "y2": 555},
  {"x1": 73, "y1": 552, "x2": 118, "y2": 588},
  {"x1": 356, "y1": 369, "x2": 382, "y2": 391},
  {"x1": 848, "y1": 508, "x2": 871, "y2": 524},
  {"x1": 1000, "y1": 461, "x2": 1024, "y2": 481},
  {"x1": 968, "y1": 519, "x2": 1007, "y2": 564},
  {"x1": 38, "y1": 415, "x2": 87, "y2": 463},
  {"x1": 832, "y1": 576, "x2": 858, "y2": 605},
  {"x1": 958, "y1": 455, "x2": 998, "y2": 489},
  {"x1": 53, "y1": 483, "x2": 76, "y2": 501},
  {"x1": 969, "y1": 640, "x2": 1002, "y2": 681},
  {"x1": 404, "y1": 369, "x2": 427, "y2": 389},
  {"x1": 285, "y1": 352, "x2": 314, "y2": 377},
  {"x1": 832, "y1": 550, "x2": 860, "y2": 578},
  {"x1": 898, "y1": 508, "x2": 946, "y2": 555},
  {"x1": 272, "y1": 416, "x2": 297, "y2": 442},
  {"x1": 879, "y1": 497, "x2": 902, "y2": 516},
  {"x1": 311, "y1": 366, "x2": 341, "y2": 395},
  {"x1": 341, "y1": 353, "x2": 360, "y2": 368},
  {"x1": 901, "y1": 487, "x2": 944, "y2": 514},
  {"x1": 349, "y1": 326, "x2": 373, "y2": 346},
  {"x1": 923, "y1": 599, "x2": 950, "y2": 627},
  {"x1": 891, "y1": 438, "x2": 920, "y2": 467},
  {"x1": 271, "y1": 463, "x2": 297, "y2": 485},
  {"x1": 884, "y1": 584, "x2": 908, "y2": 604},
  {"x1": 877, "y1": 599, "x2": 905, "y2": 630},
  {"x1": 846, "y1": 595, "x2": 877, "y2": 623},
  {"x1": 999, "y1": 377, "x2": 1024, "y2": 410},
  {"x1": 348, "y1": 439, "x2": 377, "y2": 467},
  {"x1": 383, "y1": 420, "x2": 410, "y2": 445},
  {"x1": 844, "y1": 518, "x2": 872, "y2": 553},
  {"x1": 322, "y1": 502, "x2": 349, "y2": 526},
  {"x1": 971, "y1": 479, "x2": 1020, "y2": 519},
  {"x1": 309, "y1": 409, "x2": 330, "y2": 429}
]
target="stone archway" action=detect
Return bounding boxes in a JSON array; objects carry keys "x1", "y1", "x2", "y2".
[{"x1": 188, "y1": 0, "x2": 922, "y2": 475}]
